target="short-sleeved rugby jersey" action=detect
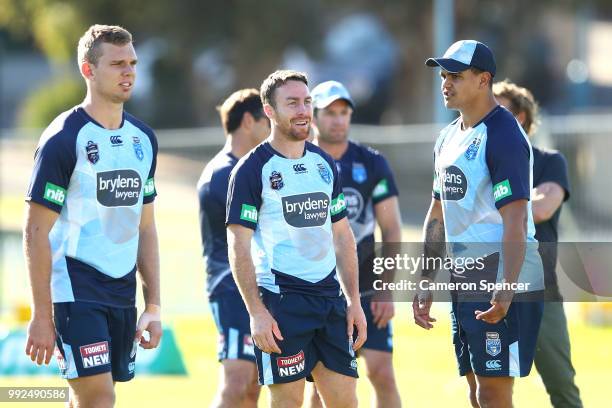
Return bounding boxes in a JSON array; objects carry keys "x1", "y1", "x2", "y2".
[
  {"x1": 26, "y1": 106, "x2": 158, "y2": 307},
  {"x1": 197, "y1": 147, "x2": 239, "y2": 297},
  {"x1": 335, "y1": 141, "x2": 398, "y2": 293},
  {"x1": 226, "y1": 141, "x2": 347, "y2": 296},
  {"x1": 432, "y1": 106, "x2": 543, "y2": 292}
]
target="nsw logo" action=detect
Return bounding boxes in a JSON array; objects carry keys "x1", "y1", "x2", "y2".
[
  {"x1": 80, "y1": 341, "x2": 110, "y2": 369},
  {"x1": 277, "y1": 351, "x2": 305, "y2": 377},
  {"x1": 485, "y1": 332, "x2": 502, "y2": 357},
  {"x1": 465, "y1": 137, "x2": 481, "y2": 160},
  {"x1": 293, "y1": 163, "x2": 307, "y2": 174},
  {"x1": 86, "y1": 141, "x2": 99, "y2": 164},
  {"x1": 282, "y1": 192, "x2": 329, "y2": 228},
  {"x1": 270, "y1": 171, "x2": 284, "y2": 190},
  {"x1": 317, "y1": 163, "x2": 331, "y2": 184},
  {"x1": 110, "y1": 135, "x2": 123, "y2": 146},
  {"x1": 352, "y1": 162, "x2": 367, "y2": 183},
  {"x1": 96, "y1": 169, "x2": 142, "y2": 207},
  {"x1": 132, "y1": 136, "x2": 144, "y2": 161},
  {"x1": 486, "y1": 359, "x2": 502, "y2": 370},
  {"x1": 441, "y1": 165, "x2": 467, "y2": 201}
]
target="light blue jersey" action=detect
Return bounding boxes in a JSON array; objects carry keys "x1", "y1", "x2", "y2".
[
  {"x1": 226, "y1": 141, "x2": 347, "y2": 296},
  {"x1": 432, "y1": 106, "x2": 543, "y2": 292},
  {"x1": 26, "y1": 107, "x2": 157, "y2": 306}
]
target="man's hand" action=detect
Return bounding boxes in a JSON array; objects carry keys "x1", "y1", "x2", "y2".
[
  {"x1": 25, "y1": 315, "x2": 56, "y2": 365},
  {"x1": 346, "y1": 301, "x2": 367, "y2": 351},
  {"x1": 250, "y1": 308, "x2": 283, "y2": 355},
  {"x1": 370, "y1": 301, "x2": 394, "y2": 329},
  {"x1": 412, "y1": 286, "x2": 436, "y2": 330},
  {"x1": 475, "y1": 299, "x2": 511, "y2": 324},
  {"x1": 135, "y1": 304, "x2": 162, "y2": 349}
]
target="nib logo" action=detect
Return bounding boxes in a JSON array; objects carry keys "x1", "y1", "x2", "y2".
[
  {"x1": 493, "y1": 180, "x2": 512, "y2": 202},
  {"x1": 43, "y1": 182, "x2": 66, "y2": 206}
]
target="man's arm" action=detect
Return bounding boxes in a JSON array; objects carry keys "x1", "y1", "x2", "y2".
[
  {"x1": 370, "y1": 196, "x2": 402, "y2": 328},
  {"x1": 332, "y1": 218, "x2": 367, "y2": 350},
  {"x1": 23, "y1": 202, "x2": 59, "y2": 365},
  {"x1": 413, "y1": 197, "x2": 445, "y2": 330},
  {"x1": 532, "y1": 182, "x2": 565, "y2": 224},
  {"x1": 475, "y1": 199, "x2": 528, "y2": 324},
  {"x1": 227, "y1": 224, "x2": 282, "y2": 354},
  {"x1": 135, "y1": 202, "x2": 162, "y2": 349}
]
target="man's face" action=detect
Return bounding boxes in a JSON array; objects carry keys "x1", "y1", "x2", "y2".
[
  {"x1": 268, "y1": 80, "x2": 312, "y2": 141},
  {"x1": 87, "y1": 42, "x2": 137, "y2": 104},
  {"x1": 440, "y1": 68, "x2": 483, "y2": 110},
  {"x1": 314, "y1": 99, "x2": 352, "y2": 144}
]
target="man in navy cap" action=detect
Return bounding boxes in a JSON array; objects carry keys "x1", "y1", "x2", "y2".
[
  {"x1": 414, "y1": 40, "x2": 544, "y2": 408},
  {"x1": 308, "y1": 81, "x2": 402, "y2": 408}
]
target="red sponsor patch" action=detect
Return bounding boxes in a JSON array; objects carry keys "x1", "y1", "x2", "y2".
[
  {"x1": 277, "y1": 351, "x2": 304, "y2": 367},
  {"x1": 79, "y1": 341, "x2": 109, "y2": 357}
]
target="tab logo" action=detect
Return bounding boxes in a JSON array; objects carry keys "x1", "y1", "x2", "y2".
[
  {"x1": 277, "y1": 350, "x2": 305, "y2": 377},
  {"x1": 240, "y1": 204, "x2": 258, "y2": 223},
  {"x1": 80, "y1": 341, "x2": 110, "y2": 369},
  {"x1": 97, "y1": 169, "x2": 142, "y2": 207},
  {"x1": 493, "y1": 179, "x2": 512, "y2": 202},
  {"x1": 282, "y1": 192, "x2": 329, "y2": 227},
  {"x1": 44, "y1": 182, "x2": 66, "y2": 206}
]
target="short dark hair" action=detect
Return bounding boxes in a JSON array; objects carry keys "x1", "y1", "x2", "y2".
[
  {"x1": 260, "y1": 70, "x2": 308, "y2": 108},
  {"x1": 217, "y1": 88, "x2": 265, "y2": 134},
  {"x1": 493, "y1": 79, "x2": 540, "y2": 135},
  {"x1": 78, "y1": 24, "x2": 132, "y2": 67},
  {"x1": 470, "y1": 67, "x2": 493, "y2": 88}
]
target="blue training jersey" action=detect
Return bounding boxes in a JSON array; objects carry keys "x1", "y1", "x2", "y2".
[
  {"x1": 25, "y1": 106, "x2": 158, "y2": 307},
  {"x1": 432, "y1": 106, "x2": 543, "y2": 292},
  {"x1": 335, "y1": 141, "x2": 399, "y2": 294},
  {"x1": 226, "y1": 141, "x2": 347, "y2": 296},
  {"x1": 197, "y1": 147, "x2": 239, "y2": 297}
]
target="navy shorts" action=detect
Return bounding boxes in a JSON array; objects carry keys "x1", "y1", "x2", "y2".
[
  {"x1": 53, "y1": 301, "x2": 137, "y2": 381},
  {"x1": 451, "y1": 299, "x2": 543, "y2": 377},
  {"x1": 255, "y1": 288, "x2": 359, "y2": 385},
  {"x1": 361, "y1": 296, "x2": 393, "y2": 353},
  {"x1": 209, "y1": 290, "x2": 255, "y2": 362}
]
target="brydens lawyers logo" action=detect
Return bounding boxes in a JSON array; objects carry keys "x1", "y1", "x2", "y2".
[
  {"x1": 277, "y1": 350, "x2": 305, "y2": 377},
  {"x1": 80, "y1": 341, "x2": 110, "y2": 369},
  {"x1": 282, "y1": 192, "x2": 329, "y2": 227}
]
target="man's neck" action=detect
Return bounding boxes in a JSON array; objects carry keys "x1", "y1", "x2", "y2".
[
  {"x1": 81, "y1": 93, "x2": 124, "y2": 130},
  {"x1": 459, "y1": 93, "x2": 498, "y2": 129},
  {"x1": 227, "y1": 130, "x2": 261, "y2": 159},
  {"x1": 269, "y1": 128, "x2": 305, "y2": 159},
  {"x1": 314, "y1": 138, "x2": 349, "y2": 160}
]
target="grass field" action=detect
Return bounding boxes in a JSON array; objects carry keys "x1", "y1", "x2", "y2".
[{"x1": 1, "y1": 143, "x2": 611, "y2": 407}]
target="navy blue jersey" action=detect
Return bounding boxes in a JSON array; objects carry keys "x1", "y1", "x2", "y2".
[
  {"x1": 226, "y1": 141, "x2": 347, "y2": 296},
  {"x1": 532, "y1": 146, "x2": 570, "y2": 290},
  {"x1": 26, "y1": 106, "x2": 157, "y2": 307},
  {"x1": 335, "y1": 141, "x2": 399, "y2": 293},
  {"x1": 197, "y1": 147, "x2": 239, "y2": 296}
]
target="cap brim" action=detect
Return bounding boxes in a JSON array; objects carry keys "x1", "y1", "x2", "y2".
[
  {"x1": 313, "y1": 96, "x2": 355, "y2": 110},
  {"x1": 425, "y1": 58, "x2": 471, "y2": 73}
]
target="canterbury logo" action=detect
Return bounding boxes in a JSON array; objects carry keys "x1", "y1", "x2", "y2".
[
  {"x1": 110, "y1": 136, "x2": 123, "y2": 145},
  {"x1": 486, "y1": 360, "x2": 501, "y2": 369}
]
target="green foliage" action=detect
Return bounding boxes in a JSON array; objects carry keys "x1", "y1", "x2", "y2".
[{"x1": 17, "y1": 75, "x2": 84, "y2": 129}]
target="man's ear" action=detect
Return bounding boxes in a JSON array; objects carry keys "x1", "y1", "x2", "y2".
[
  {"x1": 81, "y1": 61, "x2": 94, "y2": 80},
  {"x1": 516, "y1": 111, "x2": 527, "y2": 128},
  {"x1": 481, "y1": 72, "x2": 492, "y2": 89},
  {"x1": 241, "y1": 112, "x2": 255, "y2": 130},
  {"x1": 263, "y1": 103, "x2": 275, "y2": 120}
]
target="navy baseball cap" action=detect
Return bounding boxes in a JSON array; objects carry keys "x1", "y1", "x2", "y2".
[
  {"x1": 426, "y1": 40, "x2": 496, "y2": 77},
  {"x1": 311, "y1": 81, "x2": 355, "y2": 109}
]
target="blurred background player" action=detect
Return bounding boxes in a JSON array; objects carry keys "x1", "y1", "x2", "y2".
[
  {"x1": 494, "y1": 79, "x2": 582, "y2": 408},
  {"x1": 23, "y1": 24, "x2": 162, "y2": 407},
  {"x1": 226, "y1": 70, "x2": 367, "y2": 408},
  {"x1": 309, "y1": 80, "x2": 402, "y2": 408},
  {"x1": 416, "y1": 40, "x2": 544, "y2": 408},
  {"x1": 197, "y1": 88, "x2": 270, "y2": 407}
]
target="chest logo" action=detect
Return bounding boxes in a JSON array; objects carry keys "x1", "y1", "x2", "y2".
[
  {"x1": 86, "y1": 141, "x2": 99, "y2": 164},
  {"x1": 352, "y1": 162, "x2": 367, "y2": 183},
  {"x1": 293, "y1": 163, "x2": 307, "y2": 174},
  {"x1": 441, "y1": 165, "x2": 467, "y2": 201},
  {"x1": 464, "y1": 137, "x2": 481, "y2": 160},
  {"x1": 317, "y1": 163, "x2": 331, "y2": 184},
  {"x1": 110, "y1": 135, "x2": 123, "y2": 146},
  {"x1": 343, "y1": 187, "x2": 364, "y2": 221},
  {"x1": 97, "y1": 169, "x2": 142, "y2": 207},
  {"x1": 132, "y1": 136, "x2": 144, "y2": 161},
  {"x1": 282, "y1": 192, "x2": 329, "y2": 228},
  {"x1": 270, "y1": 171, "x2": 284, "y2": 190}
]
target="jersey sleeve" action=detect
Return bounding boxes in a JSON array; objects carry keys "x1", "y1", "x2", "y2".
[
  {"x1": 330, "y1": 159, "x2": 347, "y2": 223},
  {"x1": 226, "y1": 157, "x2": 263, "y2": 230},
  {"x1": 485, "y1": 124, "x2": 531, "y2": 209},
  {"x1": 25, "y1": 134, "x2": 77, "y2": 213},
  {"x1": 371, "y1": 153, "x2": 399, "y2": 204},
  {"x1": 143, "y1": 129, "x2": 158, "y2": 204},
  {"x1": 537, "y1": 152, "x2": 570, "y2": 202}
]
